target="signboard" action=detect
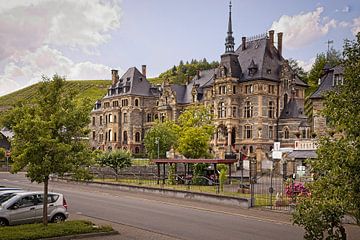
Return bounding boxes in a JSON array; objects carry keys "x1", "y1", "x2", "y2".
[
  {"x1": 273, "y1": 142, "x2": 280, "y2": 151},
  {"x1": 261, "y1": 160, "x2": 273, "y2": 170},
  {"x1": 272, "y1": 151, "x2": 282, "y2": 159}
]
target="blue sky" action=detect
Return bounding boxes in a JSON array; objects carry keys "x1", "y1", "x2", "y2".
[{"x1": 0, "y1": 0, "x2": 359, "y2": 96}]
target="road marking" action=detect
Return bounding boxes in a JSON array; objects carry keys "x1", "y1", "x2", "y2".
[{"x1": 122, "y1": 195, "x2": 292, "y2": 226}]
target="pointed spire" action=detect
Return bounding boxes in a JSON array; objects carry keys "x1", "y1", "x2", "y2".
[{"x1": 225, "y1": 1, "x2": 235, "y2": 53}]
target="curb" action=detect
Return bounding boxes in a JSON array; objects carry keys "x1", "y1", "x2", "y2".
[{"x1": 40, "y1": 230, "x2": 119, "y2": 240}]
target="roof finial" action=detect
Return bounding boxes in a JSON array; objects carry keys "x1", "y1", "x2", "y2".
[{"x1": 225, "y1": 1, "x2": 235, "y2": 53}]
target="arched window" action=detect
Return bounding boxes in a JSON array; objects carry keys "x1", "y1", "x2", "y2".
[
  {"x1": 147, "y1": 113, "x2": 152, "y2": 122},
  {"x1": 114, "y1": 132, "x2": 117, "y2": 142},
  {"x1": 123, "y1": 131, "x2": 128, "y2": 144},
  {"x1": 135, "y1": 132, "x2": 140, "y2": 142},
  {"x1": 113, "y1": 115, "x2": 117, "y2": 123},
  {"x1": 123, "y1": 113, "x2": 127, "y2": 123},
  {"x1": 135, "y1": 99, "x2": 139, "y2": 107},
  {"x1": 218, "y1": 102, "x2": 226, "y2": 118},
  {"x1": 244, "y1": 101, "x2": 252, "y2": 118},
  {"x1": 109, "y1": 114, "x2": 112, "y2": 123},
  {"x1": 268, "y1": 101, "x2": 275, "y2": 118},
  {"x1": 284, "y1": 127, "x2": 290, "y2": 139}
]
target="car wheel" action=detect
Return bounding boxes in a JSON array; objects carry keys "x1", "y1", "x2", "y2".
[
  {"x1": 51, "y1": 214, "x2": 65, "y2": 223},
  {"x1": 0, "y1": 218, "x2": 8, "y2": 227}
]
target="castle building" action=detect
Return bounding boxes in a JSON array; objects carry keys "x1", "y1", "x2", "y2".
[{"x1": 90, "y1": 3, "x2": 309, "y2": 166}]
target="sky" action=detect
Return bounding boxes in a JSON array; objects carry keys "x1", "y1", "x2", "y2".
[{"x1": 0, "y1": 0, "x2": 359, "y2": 96}]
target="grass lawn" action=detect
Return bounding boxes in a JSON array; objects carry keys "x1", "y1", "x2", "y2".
[{"x1": 0, "y1": 220, "x2": 114, "y2": 240}]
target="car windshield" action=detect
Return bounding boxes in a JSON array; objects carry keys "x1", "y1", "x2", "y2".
[{"x1": 0, "y1": 193, "x2": 17, "y2": 204}]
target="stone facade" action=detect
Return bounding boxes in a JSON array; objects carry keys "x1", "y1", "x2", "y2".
[{"x1": 90, "y1": 5, "x2": 310, "y2": 166}]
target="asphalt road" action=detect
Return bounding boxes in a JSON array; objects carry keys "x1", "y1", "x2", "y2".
[{"x1": 1, "y1": 172, "x2": 359, "y2": 240}]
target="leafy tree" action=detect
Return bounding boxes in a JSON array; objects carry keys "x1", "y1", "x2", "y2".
[
  {"x1": 292, "y1": 33, "x2": 360, "y2": 239},
  {"x1": 95, "y1": 149, "x2": 131, "y2": 180},
  {"x1": 288, "y1": 58, "x2": 307, "y2": 81},
  {"x1": 144, "y1": 120, "x2": 179, "y2": 159},
  {"x1": 306, "y1": 48, "x2": 342, "y2": 96},
  {"x1": 177, "y1": 105, "x2": 214, "y2": 158},
  {"x1": 3, "y1": 74, "x2": 92, "y2": 225},
  {"x1": 0, "y1": 147, "x2": 5, "y2": 160}
]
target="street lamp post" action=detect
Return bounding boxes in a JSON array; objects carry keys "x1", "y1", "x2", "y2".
[{"x1": 155, "y1": 137, "x2": 160, "y2": 159}]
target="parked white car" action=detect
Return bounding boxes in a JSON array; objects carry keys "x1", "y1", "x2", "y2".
[{"x1": 0, "y1": 191, "x2": 69, "y2": 226}]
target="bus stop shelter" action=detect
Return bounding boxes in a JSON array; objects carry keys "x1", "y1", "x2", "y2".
[{"x1": 152, "y1": 159, "x2": 237, "y2": 184}]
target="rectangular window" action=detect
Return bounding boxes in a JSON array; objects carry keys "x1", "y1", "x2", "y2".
[
  {"x1": 147, "y1": 113, "x2": 152, "y2": 122},
  {"x1": 123, "y1": 113, "x2": 127, "y2": 123},
  {"x1": 233, "y1": 85, "x2": 236, "y2": 94},
  {"x1": 269, "y1": 126, "x2": 273, "y2": 139},
  {"x1": 100, "y1": 116, "x2": 103, "y2": 125},
  {"x1": 92, "y1": 131, "x2": 95, "y2": 140},
  {"x1": 244, "y1": 125, "x2": 252, "y2": 139},
  {"x1": 92, "y1": 117, "x2": 95, "y2": 126},
  {"x1": 232, "y1": 106, "x2": 237, "y2": 117},
  {"x1": 245, "y1": 85, "x2": 254, "y2": 94}
]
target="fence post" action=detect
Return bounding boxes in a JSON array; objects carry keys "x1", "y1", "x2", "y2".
[{"x1": 249, "y1": 157, "x2": 257, "y2": 207}]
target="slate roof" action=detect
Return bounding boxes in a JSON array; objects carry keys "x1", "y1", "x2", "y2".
[
  {"x1": 287, "y1": 150, "x2": 317, "y2": 159},
  {"x1": 310, "y1": 65, "x2": 344, "y2": 99},
  {"x1": 236, "y1": 37, "x2": 280, "y2": 82},
  {"x1": 105, "y1": 67, "x2": 159, "y2": 98},
  {"x1": 280, "y1": 97, "x2": 307, "y2": 119}
]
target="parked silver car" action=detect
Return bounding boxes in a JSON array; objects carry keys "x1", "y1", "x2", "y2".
[
  {"x1": 0, "y1": 191, "x2": 69, "y2": 226},
  {"x1": 0, "y1": 190, "x2": 25, "y2": 204}
]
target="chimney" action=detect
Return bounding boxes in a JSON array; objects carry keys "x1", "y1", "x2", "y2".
[
  {"x1": 242, "y1": 37, "x2": 246, "y2": 50},
  {"x1": 269, "y1": 30, "x2": 274, "y2": 46},
  {"x1": 277, "y1": 32, "x2": 283, "y2": 56},
  {"x1": 141, "y1": 65, "x2": 147, "y2": 77},
  {"x1": 111, "y1": 69, "x2": 119, "y2": 85}
]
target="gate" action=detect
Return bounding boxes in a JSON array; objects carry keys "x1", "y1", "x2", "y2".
[{"x1": 250, "y1": 160, "x2": 292, "y2": 211}]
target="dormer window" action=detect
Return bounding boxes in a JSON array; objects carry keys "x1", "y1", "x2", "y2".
[
  {"x1": 333, "y1": 74, "x2": 344, "y2": 86},
  {"x1": 248, "y1": 59, "x2": 257, "y2": 76}
]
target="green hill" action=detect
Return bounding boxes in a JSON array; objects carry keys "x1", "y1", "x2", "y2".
[{"x1": 0, "y1": 80, "x2": 111, "y2": 112}]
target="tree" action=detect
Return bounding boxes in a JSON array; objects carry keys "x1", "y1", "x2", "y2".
[
  {"x1": 292, "y1": 33, "x2": 360, "y2": 239},
  {"x1": 144, "y1": 120, "x2": 179, "y2": 159},
  {"x1": 177, "y1": 105, "x2": 214, "y2": 158},
  {"x1": 0, "y1": 147, "x2": 5, "y2": 160},
  {"x1": 306, "y1": 48, "x2": 342, "y2": 96},
  {"x1": 288, "y1": 58, "x2": 307, "y2": 81},
  {"x1": 3, "y1": 74, "x2": 92, "y2": 225},
  {"x1": 95, "y1": 149, "x2": 131, "y2": 180}
]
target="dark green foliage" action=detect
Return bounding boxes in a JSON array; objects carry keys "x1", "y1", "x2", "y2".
[
  {"x1": 151, "y1": 59, "x2": 219, "y2": 85},
  {"x1": 0, "y1": 220, "x2": 113, "y2": 240},
  {"x1": 95, "y1": 149, "x2": 132, "y2": 179},
  {"x1": 306, "y1": 49, "x2": 342, "y2": 96},
  {"x1": 3, "y1": 75, "x2": 92, "y2": 225},
  {"x1": 144, "y1": 120, "x2": 179, "y2": 159},
  {"x1": 167, "y1": 164, "x2": 176, "y2": 185},
  {"x1": 192, "y1": 163, "x2": 209, "y2": 185},
  {"x1": 288, "y1": 58, "x2": 307, "y2": 81},
  {"x1": 293, "y1": 33, "x2": 360, "y2": 238},
  {"x1": 0, "y1": 147, "x2": 5, "y2": 160},
  {"x1": 177, "y1": 105, "x2": 215, "y2": 159},
  {"x1": 0, "y1": 80, "x2": 111, "y2": 116}
]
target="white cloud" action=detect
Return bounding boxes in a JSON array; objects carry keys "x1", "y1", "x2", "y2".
[
  {"x1": 351, "y1": 17, "x2": 360, "y2": 36},
  {"x1": 335, "y1": 6, "x2": 350, "y2": 13},
  {"x1": 0, "y1": 0, "x2": 122, "y2": 96},
  {"x1": 297, "y1": 57, "x2": 316, "y2": 72},
  {"x1": 0, "y1": 46, "x2": 118, "y2": 96},
  {"x1": 271, "y1": 7, "x2": 337, "y2": 49}
]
